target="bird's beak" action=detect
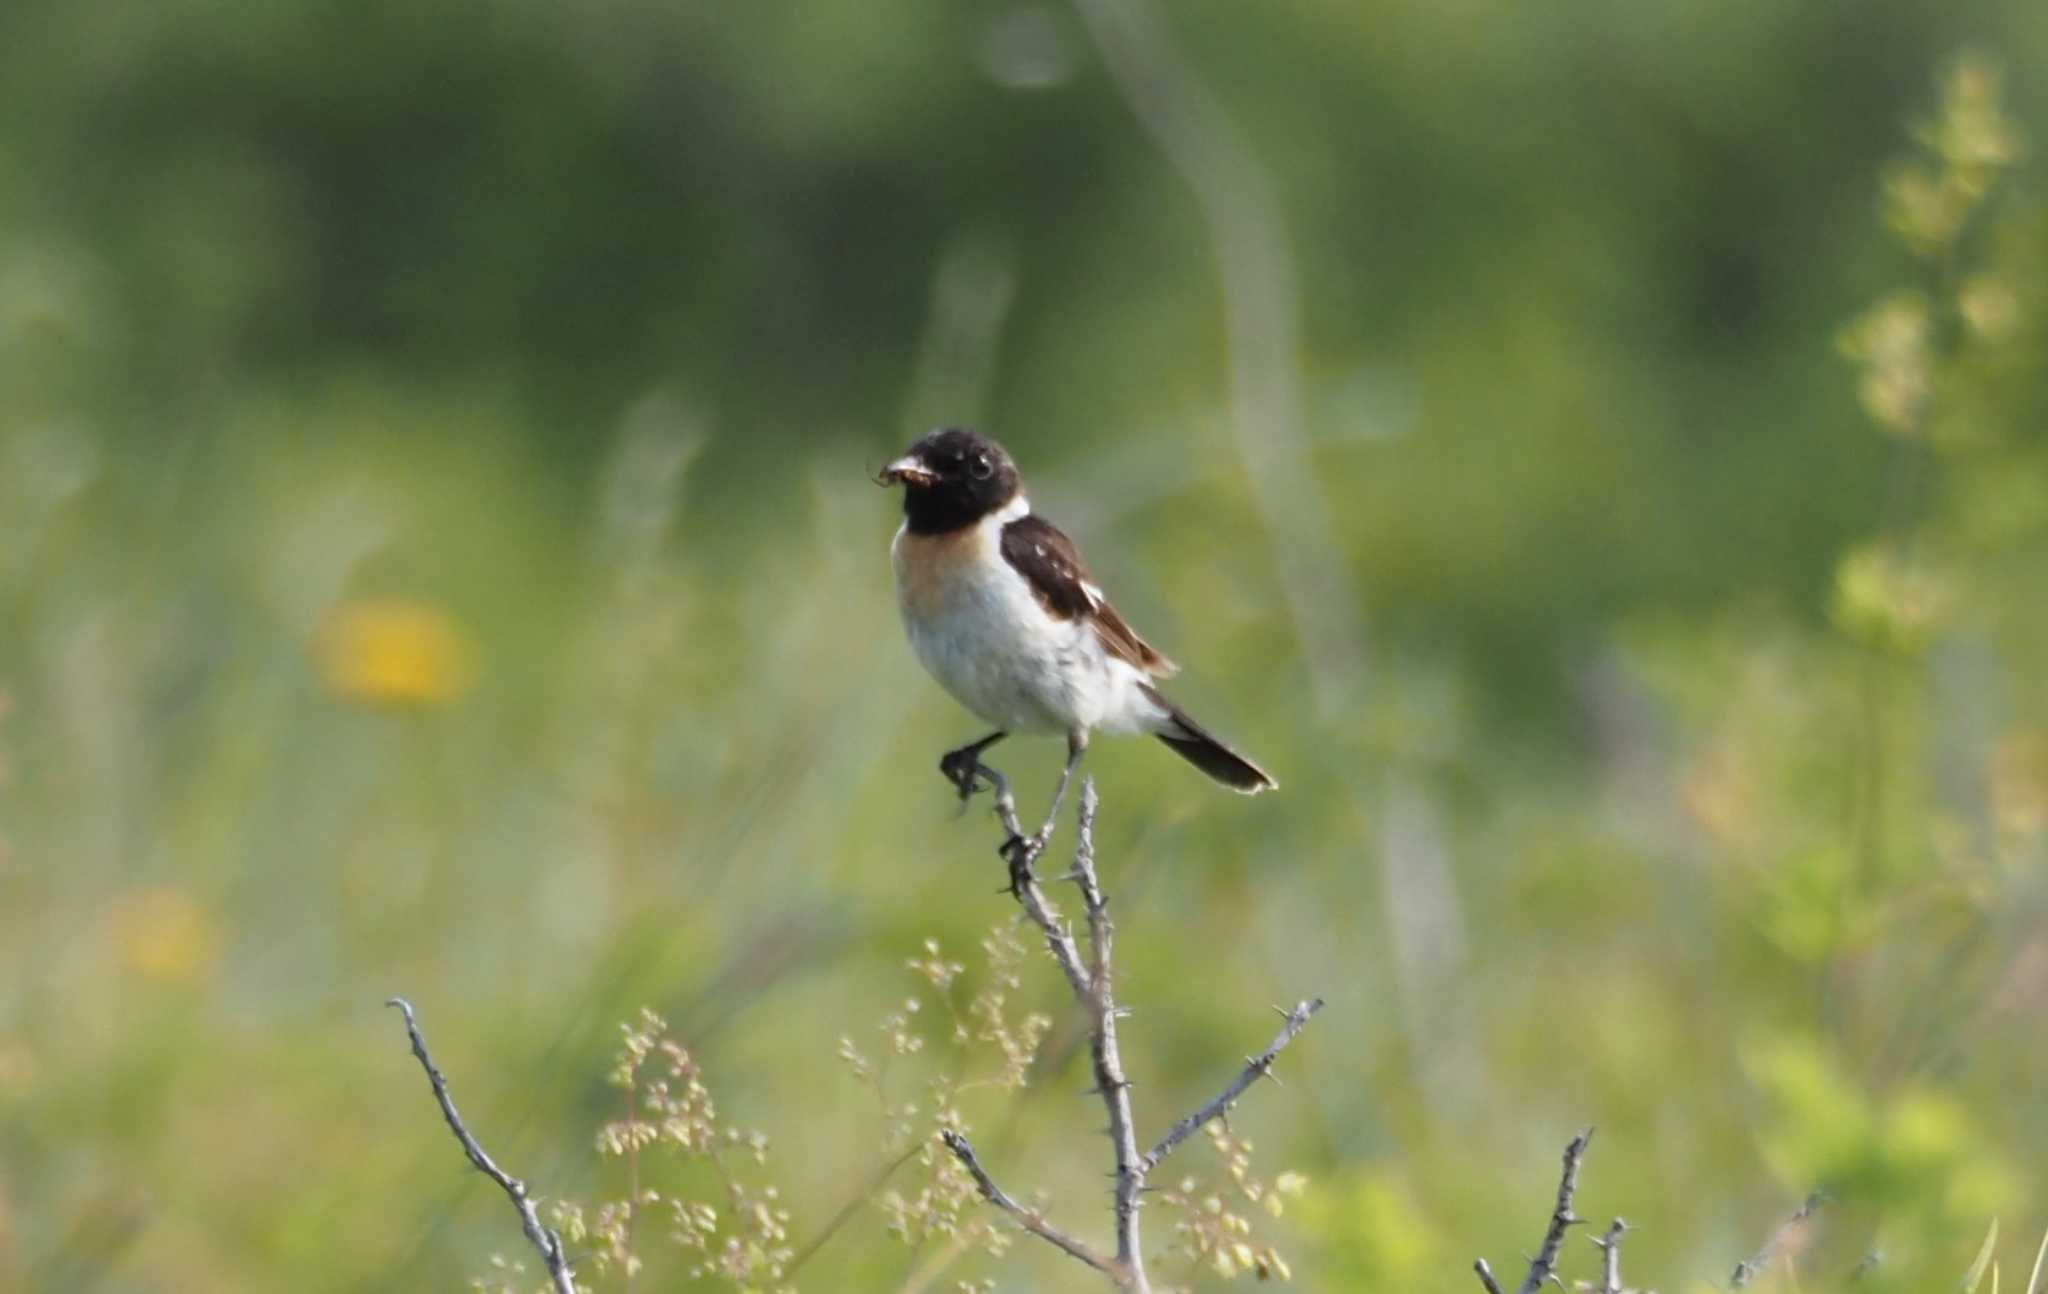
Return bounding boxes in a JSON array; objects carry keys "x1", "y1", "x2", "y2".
[{"x1": 876, "y1": 455, "x2": 937, "y2": 488}]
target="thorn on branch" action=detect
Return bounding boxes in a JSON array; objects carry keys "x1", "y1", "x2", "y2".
[{"x1": 386, "y1": 997, "x2": 578, "y2": 1294}]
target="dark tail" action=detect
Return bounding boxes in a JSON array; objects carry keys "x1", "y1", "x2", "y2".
[{"x1": 1141, "y1": 685, "x2": 1277, "y2": 794}]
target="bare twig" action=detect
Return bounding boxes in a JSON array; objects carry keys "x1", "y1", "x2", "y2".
[
  {"x1": 954, "y1": 767, "x2": 1321, "y2": 1291},
  {"x1": 386, "y1": 997, "x2": 577, "y2": 1294},
  {"x1": 982, "y1": 776, "x2": 1147, "y2": 1288},
  {"x1": 1141, "y1": 997, "x2": 1325, "y2": 1173},
  {"x1": 1730, "y1": 1191, "x2": 1826, "y2": 1289},
  {"x1": 1526, "y1": 1130, "x2": 1593, "y2": 1294},
  {"x1": 1587, "y1": 1219, "x2": 1628, "y2": 1294},
  {"x1": 940, "y1": 1129, "x2": 1117, "y2": 1277},
  {"x1": 977, "y1": 761, "x2": 1090, "y2": 999},
  {"x1": 1474, "y1": 1129, "x2": 1594, "y2": 1294},
  {"x1": 1067, "y1": 783, "x2": 1148, "y2": 1280}
]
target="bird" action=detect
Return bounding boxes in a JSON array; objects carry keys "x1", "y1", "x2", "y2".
[{"x1": 877, "y1": 427, "x2": 1275, "y2": 839}]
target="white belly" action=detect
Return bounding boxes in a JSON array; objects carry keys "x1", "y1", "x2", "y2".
[{"x1": 892, "y1": 519, "x2": 1153, "y2": 736}]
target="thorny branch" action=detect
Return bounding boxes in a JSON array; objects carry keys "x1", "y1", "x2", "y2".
[
  {"x1": 1587, "y1": 1218, "x2": 1628, "y2": 1294},
  {"x1": 1474, "y1": 1129, "x2": 1593, "y2": 1294},
  {"x1": 1068, "y1": 783, "x2": 1149, "y2": 1282},
  {"x1": 942, "y1": 768, "x2": 1323, "y2": 1291},
  {"x1": 1730, "y1": 1191, "x2": 1827, "y2": 1289},
  {"x1": 941, "y1": 1129, "x2": 1118, "y2": 1277},
  {"x1": 387, "y1": 997, "x2": 578, "y2": 1294},
  {"x1": 957, "y1": 773, "x2": 1146, "y2": 1288},
  {"x1": 1472, "y1": 1133, "x2": 1837, "y2": 1294},
  {"x1": 1142, "y1": 997, "x2": 1325, "y2": 1174},
  {"x1": 976, "y1": 760, "x2": 1091, "y2": 1000}
]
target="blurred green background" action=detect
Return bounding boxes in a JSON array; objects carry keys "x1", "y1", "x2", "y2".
[{"x1": 3, "y1": 0, "x2": 2048, "y2": 1289}]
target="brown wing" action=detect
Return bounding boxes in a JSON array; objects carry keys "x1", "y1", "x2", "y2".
[{"x1": 1000, "y1": 514, "x2": 1179, "y2": 677}]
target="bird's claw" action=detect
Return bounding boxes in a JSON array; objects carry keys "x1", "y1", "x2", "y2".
[
  {"x1": 939, "y1": 749, "x2": 987, "y2": 802},
  {"x1": 999, "y1": 831, "x2": 1044, "y2": 895}
]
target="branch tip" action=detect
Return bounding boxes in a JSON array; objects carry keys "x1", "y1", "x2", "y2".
[
  {"x1": 1476, "y1": 1257, "x2": 1509, "y2": 1294},
  {"x1": 386, "y1": 996, "x2": 577, "y2": 1294},
  {"x1": 1474, "y1": 1130, "x2": 1594, "y2": 1294},
  {"x1": 1593, "y1": 1218, "x2": 1630, "y2": 1294},
  {"x1": 1730, "y1": 1190, "x2": 1827, "y2": 1290},
  {"x1": 1141, "y1": 996, "x2": 1324, "y2": 1173}
]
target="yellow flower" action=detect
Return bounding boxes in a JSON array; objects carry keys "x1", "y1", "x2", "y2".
[
  {"x1": 108, "y1": 886, "x2": 222, "y2": 987},
  {"x1": 317, "y1": 599, "x2": 474, "y2": 707}
]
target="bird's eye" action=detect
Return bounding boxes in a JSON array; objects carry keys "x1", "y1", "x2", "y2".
[{"x1": 968, "y1": 454, "x2": 994, "y2": 480}]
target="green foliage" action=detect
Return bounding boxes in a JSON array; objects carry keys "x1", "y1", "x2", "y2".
[{"x1": 0, "y1": 6, "x2": 2046, "y2": 1292}]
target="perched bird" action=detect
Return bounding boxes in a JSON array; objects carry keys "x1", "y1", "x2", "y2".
[{"x1": 878, "y1": 428, "x2": 1275, "y2": 828}]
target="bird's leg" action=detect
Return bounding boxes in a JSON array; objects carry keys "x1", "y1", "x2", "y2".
[
  {"x1": 1041, "y1": 730, "x2": 1088, "y2": 837},
  {"x1": 998, "y1": 732, "x2": 1088, "y2": 892},
  {"x1": 939, "y1": 731, "x2": 1007, "y2": 802}
]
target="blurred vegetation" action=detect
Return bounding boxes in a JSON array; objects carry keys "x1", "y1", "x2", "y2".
[{"x1": 2, "y1": 0, "x2": 2048, "y2": 1290}]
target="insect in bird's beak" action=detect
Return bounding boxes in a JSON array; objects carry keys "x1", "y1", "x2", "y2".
[{"x1": 876, "y1": 456, "x2": 938, "y2": 488}]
